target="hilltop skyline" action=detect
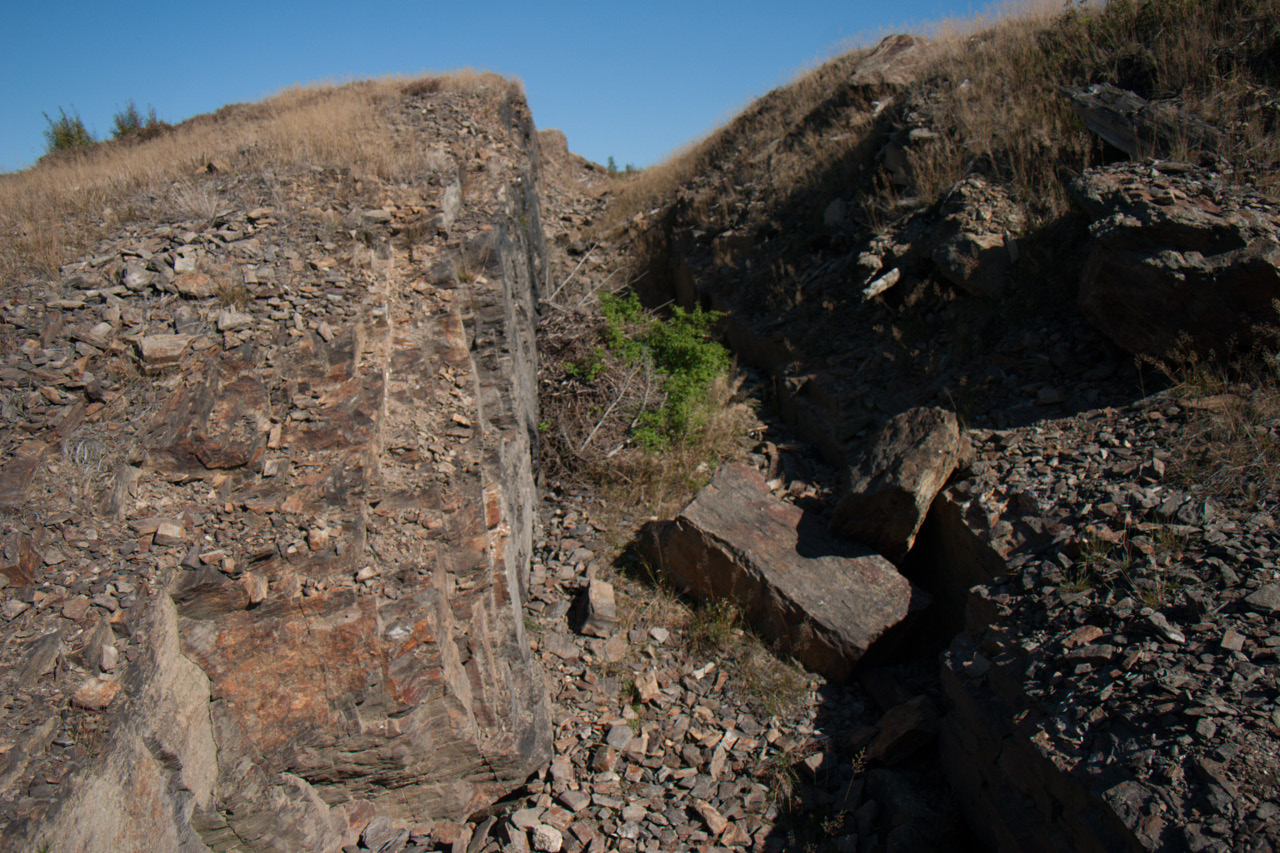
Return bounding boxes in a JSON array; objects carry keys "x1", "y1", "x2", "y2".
[{"x1": 2, "y1": 0, "x2": 1003, "y2": 173}]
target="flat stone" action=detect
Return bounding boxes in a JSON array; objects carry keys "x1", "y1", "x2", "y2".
[
  {"x1": 17, "y1": 632, "x2": 62, "y2": 687},
  {"x1": 153, "y1": 521, "x2": 186, "y2": 546},
  {"x1": 691, "y1": 799, "x2": 729, "y2": 836},
  {"x1": 1244, "y1": 584, "x2": 1280, "y2": 614},
  {"x1": 136, "y1": 334, "x2": 190, "y2": 367},
  {"x1": 605, "y1": 724, "x2": 634, "y2": 751},
  {"x1": 558, "y1": 790, "x2": 590, "y2": 813},
  {"x1": 174, "y1": 272, "x2": 216, "y2": 298},
  {"x1": 0, "y1": 442, "x2": 48, "y2": 510},
  {"x1": 215, "y1": 307, "x2": 254, "y2": 332},
  {"x1": 635, "y1": 670, "x2": 660, "y2": 704},
  {"x1": 72, "y1": 676, "x2": 121, "y2": 710},
  {"x1": 639, "y1": 463, "x2": 929, "y2": 681}
]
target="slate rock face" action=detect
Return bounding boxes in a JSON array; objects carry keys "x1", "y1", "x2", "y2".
[
  {"x1": 1072, "y1": 161, "x2": 1280, "y2": 358},
  {"x1": 0, "y1": 84, "x2": 552, "y2": 852},
  {"x1": 831, "y1": 407, "x2": 969, "y2": 563},
  {"x1": 639, "y1": 463, "x2": 929, "y2": 681}
]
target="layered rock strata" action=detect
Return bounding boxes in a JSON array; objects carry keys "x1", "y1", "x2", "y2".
[{"x1": 0, "y1": 83, "x2": 550, "y2": 851}]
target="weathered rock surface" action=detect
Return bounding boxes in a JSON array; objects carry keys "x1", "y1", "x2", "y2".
[
  {"x1": 831, "y1": 406, "x2": 969, "y2": 563},
  {"x1": 1063, "y1": 83, "x2": 1222, "y2": 159},
  {"x1": 930, "y1": 177, "x2": 1026, "y2": 298},
  {"x1": 848, "y1": 33, "x2": 935, "y2": 89},
  {"x1": 0, "y1": 81, "x2": 551, "y2": 851},
  {"x1": 1073, "y1": 160, "x2": 1280, "y2": 358},
  {"x1": 638, "y1": 463, "x2": 929, "y2": 680}
]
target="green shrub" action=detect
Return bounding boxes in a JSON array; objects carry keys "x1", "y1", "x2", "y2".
[
  {"x1": 110, "y1": 100, "x2": 169, "y2": 141},
  {"x1": 598, "y1": 292, "x2": 730, "y2": 446},
  {"x1": 42, "y1": 107, "x2": 94, "y2": 152}
]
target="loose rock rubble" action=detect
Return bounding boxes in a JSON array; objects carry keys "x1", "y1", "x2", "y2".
[{"x1": 940, "y1": 396, "x2": 1280, "y2": 852}]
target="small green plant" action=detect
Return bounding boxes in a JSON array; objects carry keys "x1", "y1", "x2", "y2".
[
  {"x1": 111, "y1": 99, "x2": 166, "y2": 140},
  {"x1": 563, "y1": 347, "x2": 607, "y2": 382},
  {"x1": 42, "y1": 107, "x2": 94, "y2": 152},
  {"x1": 598, "y1": 291, "x2": 731, "y2": 447},
  {"x1": 686, "y1": 598, "x2": 740, "y2": 655}
]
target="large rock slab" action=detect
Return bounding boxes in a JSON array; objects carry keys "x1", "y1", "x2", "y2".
[
  {"x1": 1072, "y1": 161, "x2": 1280, "y2": 358},
  {"x1": 1063, "y1": 83, "x2": 1221, "y2": 159},
  {"x1": 831, "y1": 407, "x2": 969, "y2": 563},
  {"x1": 638, "y1": 463, "x2": 929, "y2": 681},
  {"x1": 848, "y1": 33, "x2": 935, "y2": 89}
]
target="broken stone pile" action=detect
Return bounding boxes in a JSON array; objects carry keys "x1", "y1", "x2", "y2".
[
  {"x1": 940, "y1": 398, "x2": 1280, "y2": 852},
  {"x1": 382, "y1": 481, "x2": 969, "y2": 853}
]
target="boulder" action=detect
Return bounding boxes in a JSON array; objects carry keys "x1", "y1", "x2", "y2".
[
  {"x1": 930, "y1": 177, "x2": 1025, "y2": 298},
  {"x1": 849, "y1": 34, "x2": 935, "y2": 89},
  {"x1": 832, "y1": 407, "x2": 969, "y2": 563},
  {"x1": 638, "y1": 463, "x2": 929, "y2": 681},
  {"x1": 1072, "y1": 162, "x2": 1280, "y2": 358}
]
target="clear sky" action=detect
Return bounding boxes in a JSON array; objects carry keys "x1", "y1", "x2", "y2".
[{"x1": 1, "y1": 0, "x2": 994, "y2": 174}]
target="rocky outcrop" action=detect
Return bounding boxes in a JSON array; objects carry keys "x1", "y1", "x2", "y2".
[
  {"x1": 0, "y1": 82, "x2": 551, "y2": 851},
  {"x1": 831, "y1": 406, "x2": 969, "y2": 563},
  {"x1": 848, "y1": 34, "x2": 935, "y2": 89},
  {"x1": 1072, "y1": 161, "x2": 1280, "y2": 359},
  {"x1": 930, "y1": 177, "x2": 1026, "y2": 298},
  {"x1": 638, "y1": 463, "x2": 930, "y2": 680}
]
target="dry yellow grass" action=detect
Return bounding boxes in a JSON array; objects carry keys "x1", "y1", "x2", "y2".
[
  {"x1": 0, "y1": 70, "x2": 520, "y2": 286},
  {"x1": 600, "y1": 0, "x2": 1280, "y2": 234}
]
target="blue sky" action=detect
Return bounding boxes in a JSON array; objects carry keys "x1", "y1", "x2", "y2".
[{"x1": 1, "y1": 1, "x2": 995, "y2": 173}]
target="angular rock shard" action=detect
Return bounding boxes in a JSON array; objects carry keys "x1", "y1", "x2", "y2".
[
  {"x1": 831, "y1": 406, "x2": 968, "y2": 563},
  {"x1": 639, "y1": 463, "x2": 929, "y2": 681}
]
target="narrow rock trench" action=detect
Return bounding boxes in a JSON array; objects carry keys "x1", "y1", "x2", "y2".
[{"x1": 523, "y1": 372, "x2": 986, "y2": 852}]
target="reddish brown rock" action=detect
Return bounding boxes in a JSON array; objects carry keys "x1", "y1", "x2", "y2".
[
  {"x1": 174, "y1": 272, "x2": 216, "y2": 298},
  {"x1": 0, "y1": 442, "x2": 48, "y2": 511},
  {"x1": 71, "y1": 676, "x2": 121, "y2": 710},
  {"x1": 639, "y1": 463, "x2": 929, "y2": 681}
]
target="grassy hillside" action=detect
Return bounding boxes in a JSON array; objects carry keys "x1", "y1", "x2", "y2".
[
  {"x1": 0, "y1": 72, "x2": 520, "y2": 288},
  {"x1": 604, "y1": 0, "x2": 1280, "y2": 233}
]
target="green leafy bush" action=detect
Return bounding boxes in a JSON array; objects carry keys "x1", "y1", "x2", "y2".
[
  {"x1": 42, "y1": 107, "x2": 94, "y2": 152},
  {"x1": 112, "y1": 100, "x2": 168, "y2": 140},
  {"x1": 598, "y1": 292, "x2": 730, "y2": 446}
]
